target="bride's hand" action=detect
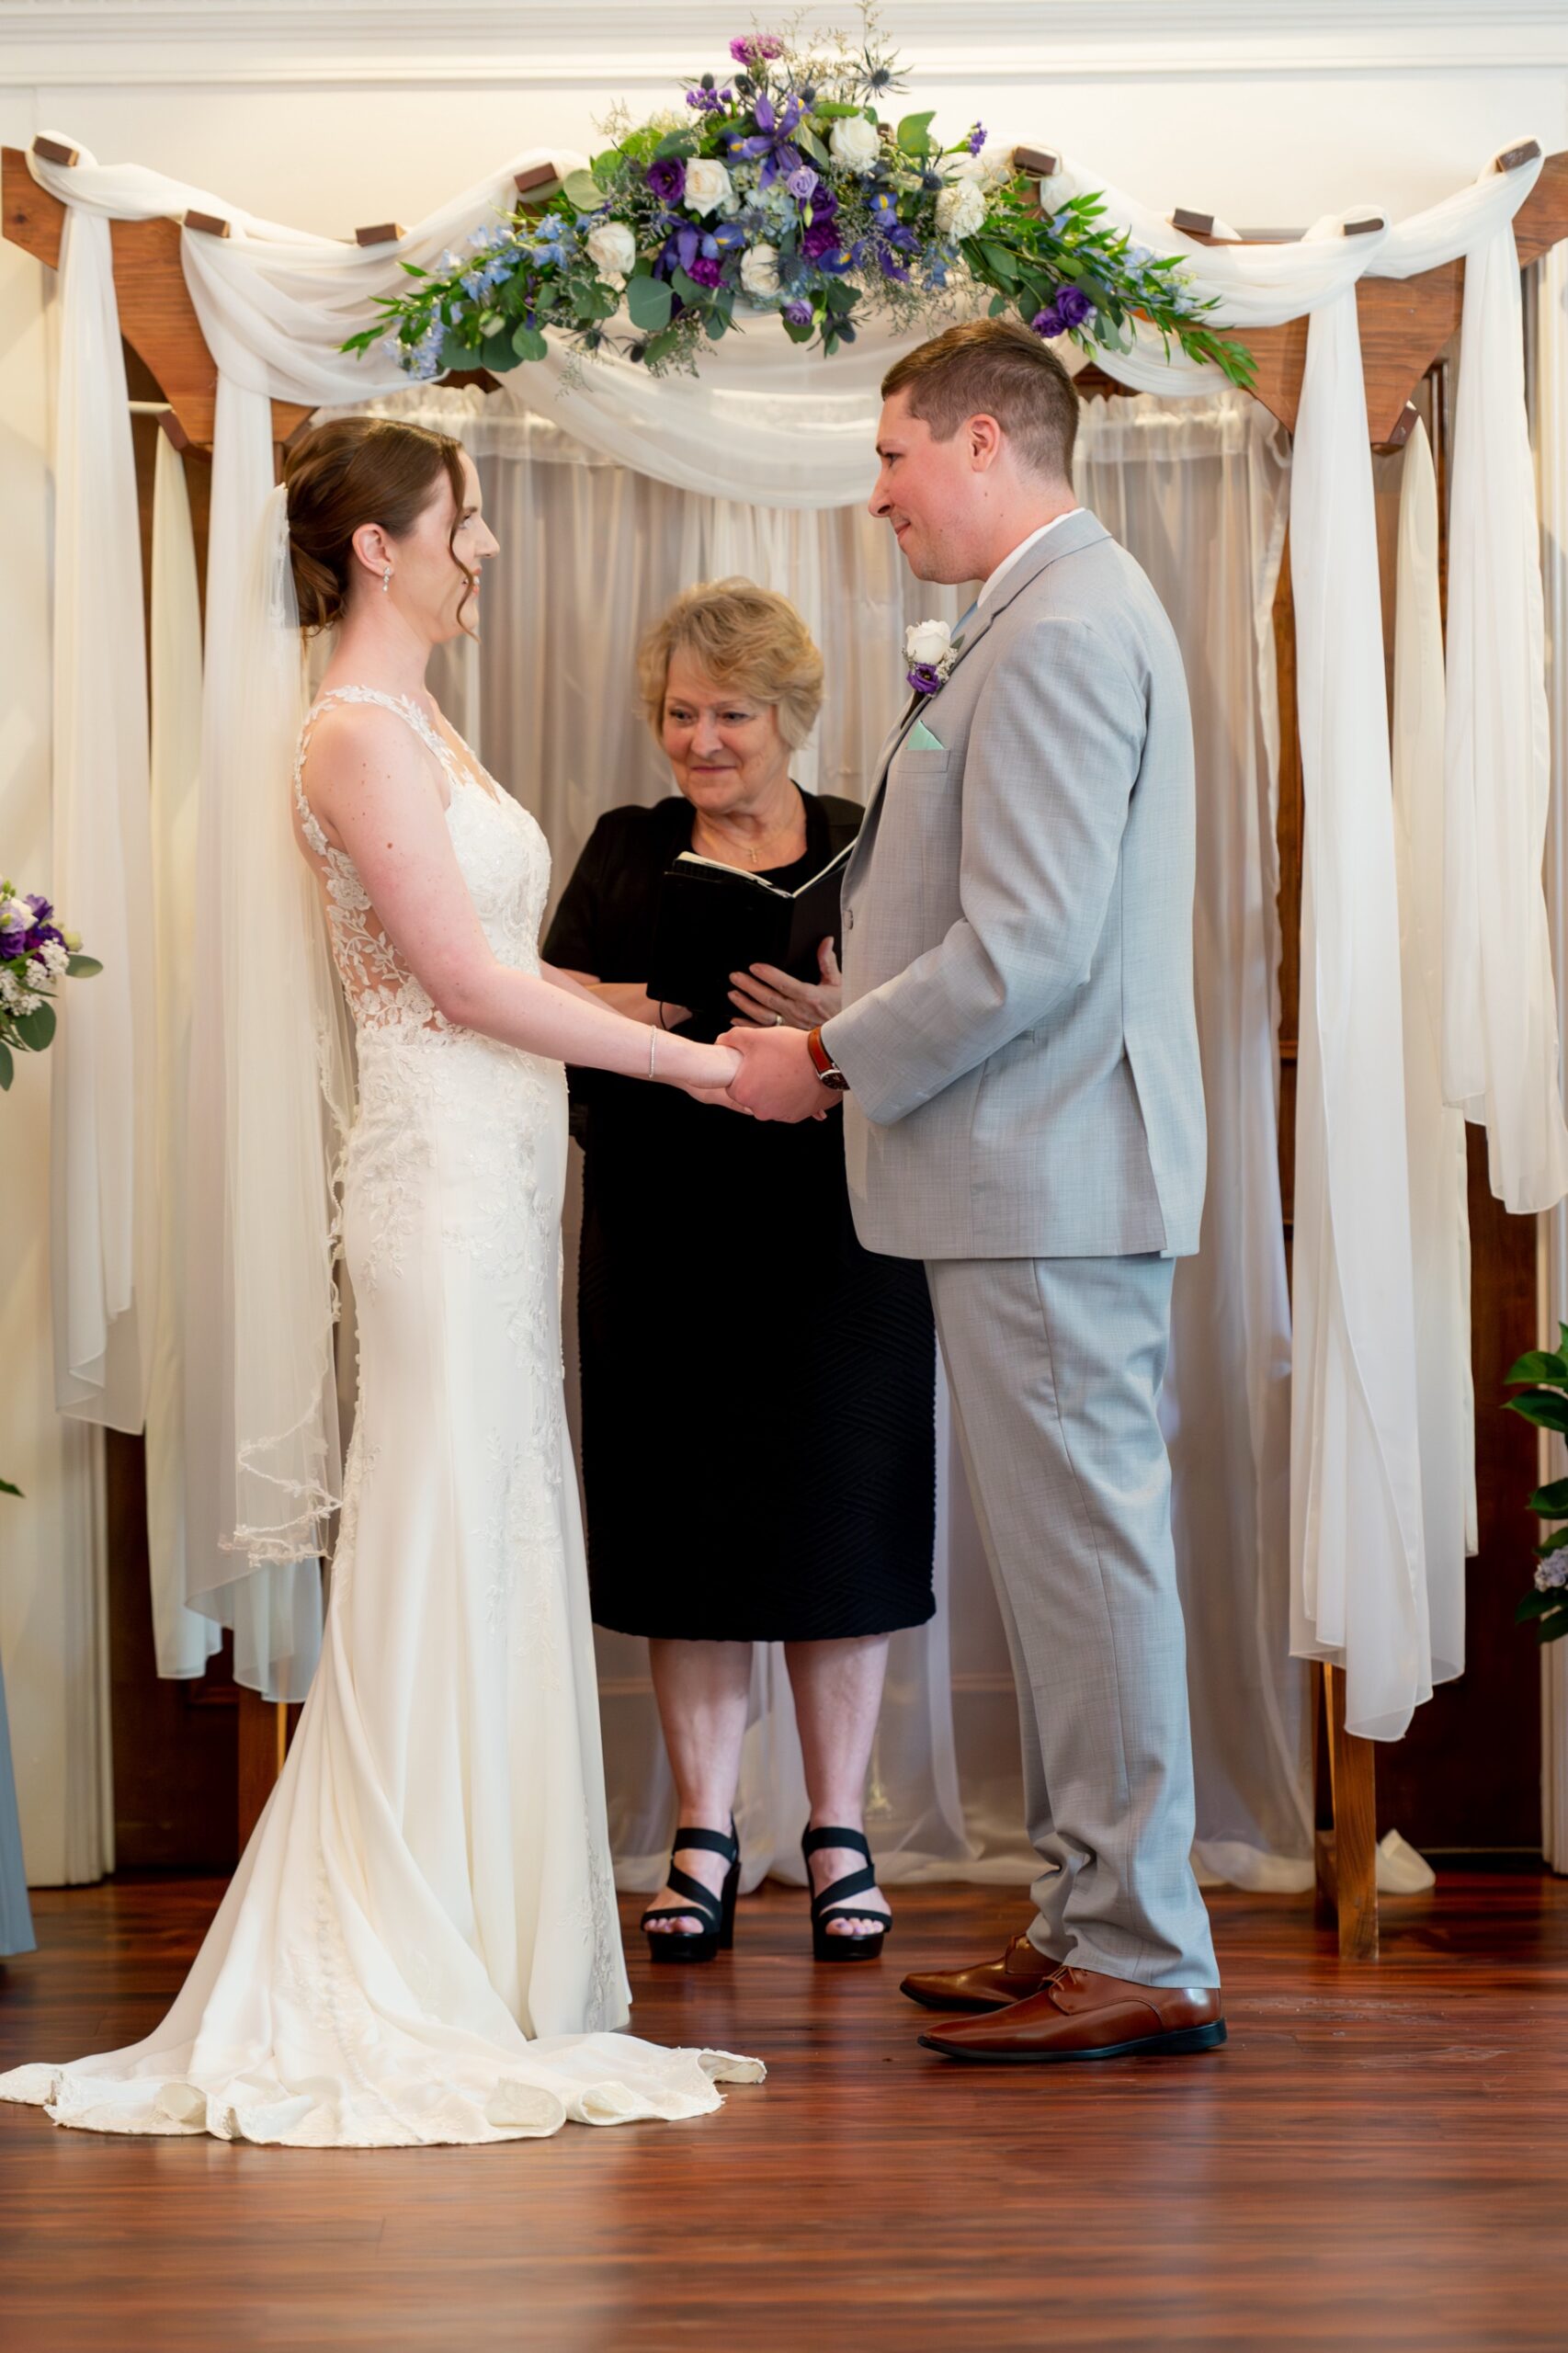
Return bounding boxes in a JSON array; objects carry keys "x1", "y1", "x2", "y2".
[{"x1": 675, "y1": 1043, "x2": 748, "y2": 1110}]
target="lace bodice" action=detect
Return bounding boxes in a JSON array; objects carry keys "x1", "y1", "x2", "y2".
[{"x1": 293, "y1": 687, "x2": 550, "y2": 1038}]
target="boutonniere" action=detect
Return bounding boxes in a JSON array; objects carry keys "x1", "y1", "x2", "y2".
[{"x1": 904, "y1": 619, "x2": 957, "y2": 698}]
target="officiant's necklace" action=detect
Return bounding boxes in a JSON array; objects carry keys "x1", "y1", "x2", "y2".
[{"x1": 693, "y1": 792, "x2": 804, "y2": 871}]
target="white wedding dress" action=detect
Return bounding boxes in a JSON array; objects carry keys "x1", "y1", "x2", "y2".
[{"x1": 0, "y1": 688, "x2": 762, "y2": 2146}]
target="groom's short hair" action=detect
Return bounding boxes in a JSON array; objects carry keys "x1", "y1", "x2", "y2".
[{"x1": 881, "y1": 320, "x2": 1078, "y2": 483}]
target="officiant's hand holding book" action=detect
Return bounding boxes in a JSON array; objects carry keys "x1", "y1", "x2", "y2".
[{"x1": 647, "y1": 839, "x2": 852, "y2": 1023}]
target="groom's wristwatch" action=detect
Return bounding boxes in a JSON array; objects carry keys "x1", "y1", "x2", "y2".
[{"x1": 806, "y1": 1026, "x2": 849, "y2": 1093}]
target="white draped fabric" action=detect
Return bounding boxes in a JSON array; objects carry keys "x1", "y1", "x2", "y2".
[
  {"x1": 1533, "y1": 240, "x2": 1568, "y2": 1873},
  {"x1": 146, "y1": 429, "x2": 220, "y2": 1680},
  {"x1": 1392, "y1": 421, "x2": 1477, "y2": 1689},
  {"x1": 47, "y1": 207, "x2": 156, "y2": 1433},
  {"x1": 21, "y1": 126, "x2": 1567, "y2": 1746}
]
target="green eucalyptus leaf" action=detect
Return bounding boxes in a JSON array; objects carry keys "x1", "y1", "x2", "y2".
[
  {"x1": 438, "y1": 329, "x2": 477, "y2": 371},
  {"x1": 0, "y1": 1039, "x2": 11, "y2": 1090},
  {"x1": 987, "y1": 292, "x2": 1008, "y2": 317},
  {"x1": 478, "y1": 328, "x2": 518, "y2": 371},
  {"x1": 561, "y1": 169, "x2": 602, "y2": 210},
  {"x1": 671, "y1": 267, "x2": 706, "y2": 308},
  {"x1": 895, "y1": 110, "x2": 936, "y2": 157},
  {"x1": 509, "y1": 323, "x2": 548, "y2": 362},
  {"x1": 65, "y1": 954, "x2": 102, "y2": 978},
  {"x1": 626, "y1": 271, "x2": 674, "y2": 333},
  {"x1": 705, "y1": 307, "x2": 728, "y2": 340},
  {"x1": 653, "y1": 131, "x2": 696, "y2": 160},
  {"x1": 12, "y1": 1000, "x2": 55, "y2": 1052},
  {"x1": 642, "y1": 325, "x2": 681, "y2": 365},
  {"x1": 978, "y1": 240, "x2": 1017, "y2": 285},
  {"x1": 780, "y1": 309, "x2": 816, "y2": 345}
]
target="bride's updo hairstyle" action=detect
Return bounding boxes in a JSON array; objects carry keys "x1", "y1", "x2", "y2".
[{"x1": 283, "y1": 416, "x2": 472, "y2": 634}]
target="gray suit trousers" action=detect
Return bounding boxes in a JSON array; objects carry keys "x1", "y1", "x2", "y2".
[{"x1": 926, "y1": 1252, "x2": 1219, "y2": 1989}]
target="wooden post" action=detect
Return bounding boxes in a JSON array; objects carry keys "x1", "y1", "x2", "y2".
[
  {"x1": 1313, "y1": 1661, "x2": 1380, "y2": 1960},
  {"x1": 237, "y1": 1692, "x2": 289, "y2": 1847}
]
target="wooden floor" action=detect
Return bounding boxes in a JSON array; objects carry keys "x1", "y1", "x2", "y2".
[{"x1": 1, "y1": 1874, "x2": 1566, "y2": 2350}]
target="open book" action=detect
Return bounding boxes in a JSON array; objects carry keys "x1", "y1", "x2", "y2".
[{"x1": 647, "y1": 840, "x2": 854, "y2": 1012}]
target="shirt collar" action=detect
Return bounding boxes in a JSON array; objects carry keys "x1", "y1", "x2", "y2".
[{"x1": 976, "y1": 509, "x2": 1082, "y2": 611}]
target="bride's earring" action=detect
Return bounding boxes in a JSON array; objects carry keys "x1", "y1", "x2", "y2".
[{"x1": 381, "y1": 564, "x2": 392, "y2": 595}]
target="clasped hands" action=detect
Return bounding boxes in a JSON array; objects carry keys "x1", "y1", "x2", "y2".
[{"x1": 686, "y1": 937, "x2": 841, "y2": 1121}]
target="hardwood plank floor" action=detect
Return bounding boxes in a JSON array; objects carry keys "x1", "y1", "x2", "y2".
[{"x1": 1, "y1": 1874, "x2": 1565, "y2": 2351}]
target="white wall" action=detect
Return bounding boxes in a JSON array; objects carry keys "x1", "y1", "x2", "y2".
[{"x1": 1, "y1": 0, "x2": 1565, "y2": 1877}]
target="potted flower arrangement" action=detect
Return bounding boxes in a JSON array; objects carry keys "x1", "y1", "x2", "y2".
[
  {"x1": 351, "y1": 13, "x2": 1254, "y2": 391},
  {"x1": 1504, "y1": 1329, "x2": 1568, "y2": 1643},
  {"x1": 1, "y1": 879, "x2": 100, "y2": 1497}
]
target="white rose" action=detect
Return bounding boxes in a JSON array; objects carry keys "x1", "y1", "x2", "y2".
[
  {"x1": 739, "y1": 242, "x2": 781, "y2": 298},
  {"x1": 683, "y1": 157, "x2": 735, "y2": 218},
  {"x1": 904, "y1": 619, "x2": 953, "y2": 667},
  {"x1": 585, "y1": 221, "x2": 637, "y2": 286},
  {"x1": 829, "y1": 113, "x2": 881, "y2": 172},
  {"x1": 951, "y1": 147, "x2": 1011, "y2": 194},
  {"x1": 935, "y1": 179, "x2": 987, "y2": 241}
]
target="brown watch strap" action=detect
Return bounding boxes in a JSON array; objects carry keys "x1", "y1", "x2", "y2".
[{"x1": 807, "y1": 1026, "x2": 849, "y2": 1092}]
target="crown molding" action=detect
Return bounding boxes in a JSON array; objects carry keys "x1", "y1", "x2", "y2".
[{"x1": 4, "y1": 2, "x2": 1568, "y2": 85}]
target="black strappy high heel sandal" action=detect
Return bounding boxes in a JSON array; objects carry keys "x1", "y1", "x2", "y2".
[
  {"x1": 802, "y1": 1824, "x2": 890, "y2": 1963},
  {"x1": 640, "y1": 1822, "x2": 740, "y2": 1965}
]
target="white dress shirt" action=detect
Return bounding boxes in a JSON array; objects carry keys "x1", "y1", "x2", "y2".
[{"x1": 975, "y1": 509, "x2": 1082, "y2": 610}]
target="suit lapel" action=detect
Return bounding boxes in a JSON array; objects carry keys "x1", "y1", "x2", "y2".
[{"x1": 848, "y1": 511, "x2": 1110, "y2": 887}]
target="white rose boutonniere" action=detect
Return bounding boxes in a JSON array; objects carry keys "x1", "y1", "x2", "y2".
[
  {"x1": 684, "y1": 157, "x2": 736, "y2": 217},
  {"x1": 739, "y1": 242, "x2": 781, "y2": 298},
  {"x1": 935, "y1": 178, "x2": 987, "y2": 241},
  {"x1": 829, "y1": 113, "x2": 881, "y2": 172},
  {"x1": 904, "y1": 619, "x2": 957, "y2": 696},
  {"x1": 585, "y1": 222, "x2": 637, "y2": 286}
]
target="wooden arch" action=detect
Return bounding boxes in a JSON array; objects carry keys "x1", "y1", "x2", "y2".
[{"x1": 7, "y1": 137, "x2": 1568, "y2": 1957}]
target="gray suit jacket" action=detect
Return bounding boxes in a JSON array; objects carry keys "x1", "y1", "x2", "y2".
[{"x1": 823, "y1": 508, "x2": 1205, "y2": 1261}]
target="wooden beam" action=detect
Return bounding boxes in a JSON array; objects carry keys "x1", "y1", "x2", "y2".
[
  {"x1": 3, "y1": 144, "x2": 311, "y2": 449},
  {"x1": 1314, "y1": 1661, "x2": 1381, "y2": 1961}
]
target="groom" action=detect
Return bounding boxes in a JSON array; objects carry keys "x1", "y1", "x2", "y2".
[{"x1": 725, "y1": 318, "x2": 1222, "y2": 2062}]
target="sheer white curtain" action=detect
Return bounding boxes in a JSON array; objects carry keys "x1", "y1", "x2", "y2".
[{"x1": 402, "y1": 383, "x2": 1312, "y2": 1892}]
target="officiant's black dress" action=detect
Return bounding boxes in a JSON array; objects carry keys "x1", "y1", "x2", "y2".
[{"x1": 544, "y1": 790, "x2": 936, "y2": 1642}]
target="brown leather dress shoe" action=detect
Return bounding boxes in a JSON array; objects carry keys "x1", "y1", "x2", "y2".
[
  {"x1": 917, "y1": 1965, "x2": 1225, "y2": 2063},
  {"x1": 900, "y1": 1930, "x2": 1061, "y2": 2015}
]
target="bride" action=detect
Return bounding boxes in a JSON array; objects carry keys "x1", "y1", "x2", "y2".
[{"x1": 0, "y1": 415, "x2": 762, "y2": 2147}]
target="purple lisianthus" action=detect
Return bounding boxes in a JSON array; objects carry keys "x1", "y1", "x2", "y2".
[
  {"x1": 1055, "y1": 284, "x2": 1094, "y2": 328},
  {"x1": 26, "y1": 893, "x2": 52, "y2": 924},
  {"x1": 783, "y1": 299, "x2": 813, "y2": 326},
  {"x1": 786, "y1": 165, "x2": 818, "y2": 200},
  {"x1": 647, "y1": 155, "x2": 687, "y2": 205},
  {"x1": 686, "y1": 255, "x2": 724, "y2": 288},
  {"x1": 906, "y1": 663, "x2": 944, "y2": 697}
]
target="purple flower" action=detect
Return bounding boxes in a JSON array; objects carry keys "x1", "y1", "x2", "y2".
[
  {"x1": 647, "y1": 155, "x2": 687, "y2": 205},
  {"x1": 686, "y1": 255, "x2": 723, "y2": 288},
  {"x1": 783, "y1": 299, "x2": 812, "y2": 326},
  {"x1": 967, "y1": 122, "x2": 987, "y2": 155},
  {"x1": 687, "y1": 84, "x2": 734, "y2": 113},
  {"x1": 1056, "y1": 284, "x2": 1094, "y2": 328},
  {"x1": 1031, "y1": 303, "x2": 1066, "y2": 338},
  {"x1": 786, "y1": 165, "x2": 818, "y2": 200},
  {"x1": 802, "y1": 215, "x2": 846, "y2": 262},
  {"x1": 730, "y1": 33, "x2": 784, "y2": 64},
  {"x1": 26, "y1": 893, "x2": 52, "y2": 924},
  {"x1": 906, "y1": 664, "x2": 944, "y2": 697}
]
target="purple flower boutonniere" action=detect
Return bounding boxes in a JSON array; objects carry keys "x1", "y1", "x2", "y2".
[{"x1": 904, "y1": 618, "x2": 956, "y2": 697}]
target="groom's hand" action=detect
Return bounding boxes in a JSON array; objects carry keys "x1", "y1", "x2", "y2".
[{"x1": 722, "y1": 1026, "x2": 830, "y2": 1122}]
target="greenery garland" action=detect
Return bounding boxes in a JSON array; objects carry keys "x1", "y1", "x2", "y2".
[{"x1": 347, "y1": 12, "x2": 1255, "y2": 392}]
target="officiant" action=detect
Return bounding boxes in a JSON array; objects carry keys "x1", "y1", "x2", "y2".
[{"x1": 544, "y1": 578, "x2": 935, "y2": 1961}]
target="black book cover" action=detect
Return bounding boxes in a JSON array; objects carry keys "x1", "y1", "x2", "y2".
[{"x1": 647, "y1": 841, "x2": 853, "y2": 1013}]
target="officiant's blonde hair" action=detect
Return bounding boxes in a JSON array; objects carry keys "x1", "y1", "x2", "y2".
[{"x1": 638, "y1": 580, "x2": 824, "y2": 751}]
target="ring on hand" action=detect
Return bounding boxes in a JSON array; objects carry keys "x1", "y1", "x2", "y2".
[{"x1": 773, "y1": 1012, "x2": 785, "y2": 1027}]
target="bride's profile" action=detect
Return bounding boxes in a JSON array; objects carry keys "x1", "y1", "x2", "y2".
[{"x1": 0, "y1": 416, "x2": 762, "y2": 2147}]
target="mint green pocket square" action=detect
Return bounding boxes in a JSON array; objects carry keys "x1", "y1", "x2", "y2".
[{"x1": 909, "y1": 718, "x2": 946, "y2": 751}]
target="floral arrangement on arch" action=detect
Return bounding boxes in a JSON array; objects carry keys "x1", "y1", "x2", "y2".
[{"x1": 351, "y1": 12, "x2": 1254, "y2": 390}]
